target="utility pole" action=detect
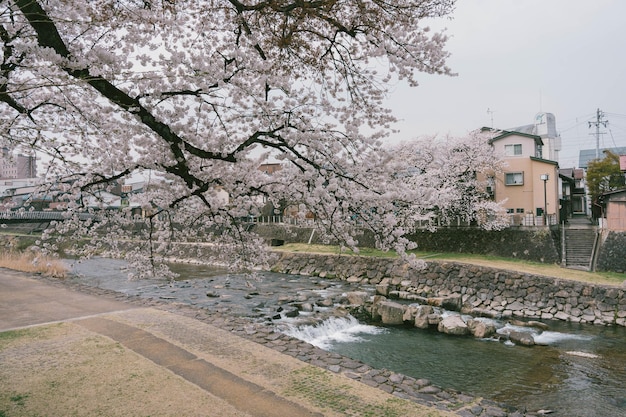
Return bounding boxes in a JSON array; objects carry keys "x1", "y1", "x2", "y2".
[{"x1": 589, "y1": 108, "x2": 608, "y2": 159}]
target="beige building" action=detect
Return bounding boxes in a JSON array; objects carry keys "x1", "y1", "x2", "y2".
[
  {"x1": 483, "y1": 129, "x2": 559, "y2": 225},
  {"x1": 600, "y1": 189, "x2": 626, "y2": 231},
  {"x1": 0, "y1": 148, "x2": 37, "y2": 179}
]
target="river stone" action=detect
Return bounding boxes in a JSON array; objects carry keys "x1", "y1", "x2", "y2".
[
  {"x1": 414, "y1": 305, "x2": 434, "y2": 329},
  {"x1": 427, "y1": 313, "x2": 442, "y2": 325},
  {"x1": 299, "y1": 302, "x2": 314, "y2": 312},
  {"x1": 509, "y1": 319, "x2": 549, "y2": 330},
  {"x1": 437, "y1": 315, "x2": 469, "y2": 335},
  {"x1": 467, "y1": 319, "x2": 496, "y2": 338},
  {"x1": 402, "y1": 305, "x2": 417, "y2": 322},
  {"x1": 427, "y1": 294, "x2": 463, "y2": 312},
  {"x1": 508, "y1": 330, "x2": 535, "y2": 346},
  {"x1": 376, "y1": 283, "x2": 390, "y2": 296},
  {"x1": 441, "y1": 294, "x2": 463, "y2": 311},
  {"x1": 346, "y1": 291, "x2": 368, "y2": 306},
  {"x1": 377, "y1": 301, "x2": 406, "y2": 325}
]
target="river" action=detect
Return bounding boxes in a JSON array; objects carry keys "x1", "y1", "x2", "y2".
[{"x1": 67, "y1": 258, "x2": 626, "y2": 416}]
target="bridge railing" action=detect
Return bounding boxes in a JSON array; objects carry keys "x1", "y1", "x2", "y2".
[{"x1": 0, "y1": 211, "x2": 93, "y2": 221}]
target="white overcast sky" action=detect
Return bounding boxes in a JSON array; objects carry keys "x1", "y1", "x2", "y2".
[{"x1": 384, "y1": 0, "x2": 626, "y2": 168}]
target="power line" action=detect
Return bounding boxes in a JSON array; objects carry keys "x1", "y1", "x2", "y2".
[
  {"x1": 608, "y1": 128, "x2": 618, "y2": 149},
  {"x1": 604, "y1": 112, "x2": 626, "y2": 119}
]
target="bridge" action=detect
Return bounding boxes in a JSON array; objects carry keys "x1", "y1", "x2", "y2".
[{"x1": 0, "y1": 211, "x2": 93, "y2": 223}]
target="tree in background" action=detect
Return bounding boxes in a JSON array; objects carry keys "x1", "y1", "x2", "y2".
[
  {"x1": 587, "y1": 150, "x2": 626, "y2": 218},
  {"x1": 0, "y1": 1, "x2": 508, "y2": 277}
]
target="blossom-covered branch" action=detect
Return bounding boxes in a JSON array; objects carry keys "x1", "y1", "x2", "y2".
[{"x1": 0, "y1": 0, "x2": 462, "y2": 275}]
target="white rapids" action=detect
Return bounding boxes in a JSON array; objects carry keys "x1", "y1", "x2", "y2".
[{"x1": 279, "y1": 316, "x2": 386, "y2": 350}]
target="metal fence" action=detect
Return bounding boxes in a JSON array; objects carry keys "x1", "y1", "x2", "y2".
[{"x1": 247, "y1": 213, "x2": 559, "y2": 228}]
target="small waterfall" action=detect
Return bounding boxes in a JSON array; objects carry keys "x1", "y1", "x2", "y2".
[{"x1": 279, "y1": 316, "x2": 387, "y2": 350}]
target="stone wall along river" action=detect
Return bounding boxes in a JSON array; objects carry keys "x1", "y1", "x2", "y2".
[{"x1": 271, "y1": 252, "x2": 626, "y2": 327}]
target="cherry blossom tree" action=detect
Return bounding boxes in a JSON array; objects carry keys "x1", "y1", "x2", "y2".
[
  {"x1": 0, "y1": 1, "x2": 504, "y2": 277},
  {"x1": 380, "y1": 133, "x2": 509, "y2": 231}
]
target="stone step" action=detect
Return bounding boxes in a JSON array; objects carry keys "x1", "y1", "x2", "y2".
[{"x1": 564, "y1": 227, "x2": 597, "y2": 269}]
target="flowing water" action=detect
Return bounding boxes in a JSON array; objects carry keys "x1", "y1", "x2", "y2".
[
  {"x1": 286, "y1": 317, "x2": 626, "y2": 416},
  {"x1": 68, "y1": 259, "x2": 626, "y2": 416}
]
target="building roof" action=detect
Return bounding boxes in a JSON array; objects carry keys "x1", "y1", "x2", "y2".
[
  {"x1": 559, "y1": 168, "x2": 574, "y2": 179},
  {"x1": 508, "y1": 123, "x2": 536, "y2": 135},
  {"x1": 559, "y1": 168, "x2": 584, "y2": 180},
  {"x1": 483, "y1": 128, "x2": 544, "y2": 146},
  {"x1": 579, "y1": 146, "x2": 626, "y2": 169},
  {"x1": 600, "y1": 188, "x2": 626, "y2": 201},
  {"x1": 530, "y1": 156, "x2": 558, "y2": 166}
]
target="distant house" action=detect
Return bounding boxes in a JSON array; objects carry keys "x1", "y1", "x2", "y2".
[
  {"x1": 598, "y1": 189, "x2": 626, "y2": 231},
  {"x1": 481, "y1": 127, "x2": 559, "y2": 225},
  {"x1": 559, "y1": 168, "x2": 587, "y2": 218},
  {"x1": 259, "y1": 163, "x2": 282, "y2": 175}
]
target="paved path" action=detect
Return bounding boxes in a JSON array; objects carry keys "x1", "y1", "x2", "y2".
[
  {"x1": 0, "y1": 270, "x2": 137, "y2": 331},
  {"x1": 78, "y1": 316, "x2": 321, "y2": 417},
  {"x1": 0, "y1": 269, "x2": 452, "y2": 417},
  {"x1": 0, "y1": 270, "x2": 320, "y2": 417}
]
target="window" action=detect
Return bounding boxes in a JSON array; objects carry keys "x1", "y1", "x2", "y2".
[
  {"x1": 504, "y1": 144, "x2": 522, "y2": 156},
  {"x1": 516, "y1": 208, "x2": 524, "y2": 213},
  {"x1": 505, "y1": 172, "x2": 524, "y2": 185}
]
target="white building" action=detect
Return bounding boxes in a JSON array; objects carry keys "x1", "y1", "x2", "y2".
[{"x1": 509, "y1": 112, "x2": 562, "y2": 163}]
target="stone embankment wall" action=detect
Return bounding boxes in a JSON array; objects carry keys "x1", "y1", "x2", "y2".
[
  {"x1": 406, "y1": 227, "x2": 561, "y2": 264},
  {"x1": 596, "y1": 231, "x2": 626, "y2": 273},
  {"x1": 254, "y1": 224, "x2": 562, "y2": 264},
  {"x1": 272, "y1": 252, "x2": 626, "y2": 327}
]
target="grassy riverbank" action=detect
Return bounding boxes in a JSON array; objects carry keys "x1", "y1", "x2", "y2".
[
  {"x1": 274, "y1": 243, "x2": 626, "y2": 287},
  {"x1": 1, "y1": 230, "x2": 623, "y2": 286}
]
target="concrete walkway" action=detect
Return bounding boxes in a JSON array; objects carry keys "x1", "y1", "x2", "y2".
[
  {"x1": 0, "y1": 269, "x2": 138, "y2": 330},
  {"x1": 0, "y1": 270, "x2": 453, "y2": 417}
]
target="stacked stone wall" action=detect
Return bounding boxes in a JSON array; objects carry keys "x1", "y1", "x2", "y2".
[
  {"x1": 272, "y1": 252, "x2": 626, "y2": 327},
  {"x1": 253, "y1": 224, "x2": 561, "y2": 263},
  {"x1": 596, "y1": 231, "x2": 626, "y2": 273},
  {"x1": 405, "y1": 227, "x2": 561, "y2": 264}
]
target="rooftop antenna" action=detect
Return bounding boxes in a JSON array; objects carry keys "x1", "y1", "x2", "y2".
[{"x1": 487, "y1": 108, "x2": 495, "y2": 128}]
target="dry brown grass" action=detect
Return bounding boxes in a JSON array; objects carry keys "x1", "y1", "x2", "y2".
[{"x1": 0, "y1": 251, "x2": 67, "y2": 278}]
